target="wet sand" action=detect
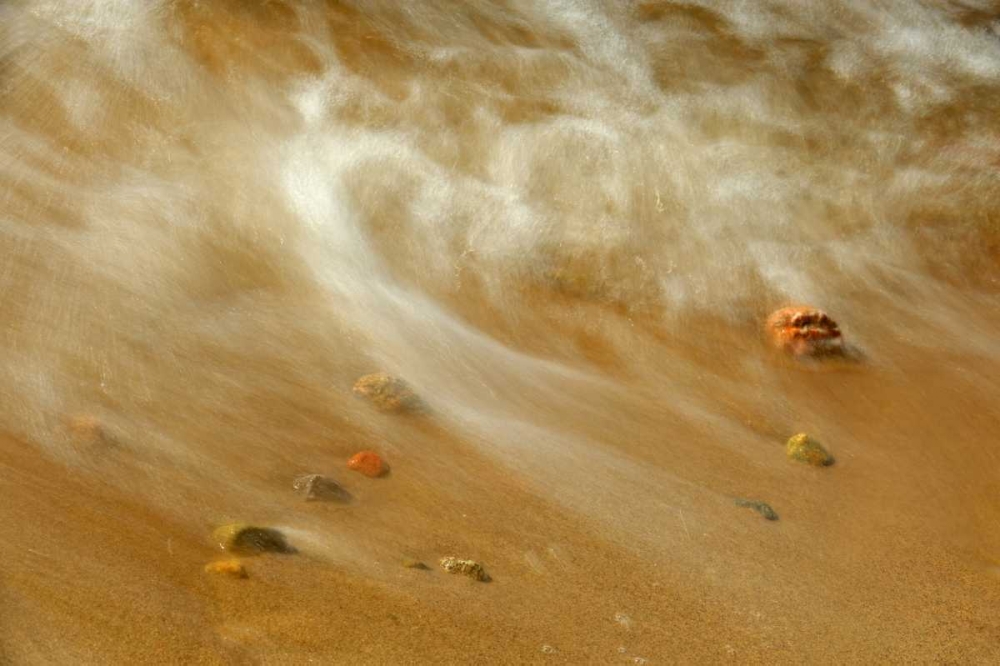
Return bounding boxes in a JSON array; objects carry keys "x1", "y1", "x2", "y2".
[
  {"x1": 2, "y1": 292, "x2": 999, "y2": 664},
  {"x1": 2, "y1": 1, "x2": 1000, "y2": 663}
]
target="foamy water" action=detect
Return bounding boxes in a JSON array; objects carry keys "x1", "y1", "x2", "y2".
[{"x1": 2, "y1": 1, "x2": 999, "y2": 663}]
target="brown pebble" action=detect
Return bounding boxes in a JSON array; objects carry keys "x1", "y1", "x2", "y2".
[
  {"x1": 347, "y1": 451, "x2": 387, "y2": 478},
  {"x1": 65, "y1": 414, "x2": 110, "y2": 447}
]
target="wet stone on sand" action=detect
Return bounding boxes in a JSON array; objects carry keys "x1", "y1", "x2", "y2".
[
  {"x1": 402, "y1": 558, "x2": 430, "y2": 570},
  {"x1": 439, "y1": 556, "x2": 490, "y2": 582},
  {"x1": 204, "y1": 559, "x2": 248, "y2": 579},
  {"x1": 213, "y1": 524, "x2": 294, "y2": 554},
  {"x1": 347, "y1": 450, "x2": 387, "y2": 478},
  {"x1": 734, "y1": 498, "x2": 779, "y2": 521},
  {"x1": 352, "y1": 372, "x2": 425, "y2": 413},
  {"x1": 786, "y1": 433, "x2": 835, "y2": 467},
  {"x1": 293, "y1": 474, "x2": 351, "y2": 502},
  {"x1": 65, "y1": 414, "x2": 114, "y2": 448},
  {"x1": 765, "y1": 305, "x2": 844, "y2": 358}
]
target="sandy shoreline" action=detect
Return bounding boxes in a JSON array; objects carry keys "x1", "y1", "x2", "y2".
[
  {"x1": 2, "y1": 301, "x2": 999, "y2": 664},
  {"x1": 3, "y1": 1, "x2": 1000, "y2": 662}
]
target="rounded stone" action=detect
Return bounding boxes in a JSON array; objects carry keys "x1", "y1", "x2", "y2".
[
  {"x1": 212, "y1": 524, "x2": 293, "y2": 554},
  {"x1": 352, "y1": 373, "x2": 423, "y2": 413},
  {"x1": 439, "y1": 556, "x2": 490, "y2": 582},
  {"x1": 347, "y1": 451, "x2": 387, "y2": 478},
  {"x1": 734, "y1": 498, "x2": 779, "y2": 521},
  {"x1": 765, "y1": 306, "x2": 843, "y2": 357},
  {"x1": 785, "y1": 433, "x2": 834, "y2": 467},
  {"x1": 293, "y1": 474, "x2": 351, "y2": 502},
  {"x1": 204, "y1": 559, "x2": 248, "y2": 579},
  {"x1": 65, "y1": 414, "x2": 110, "y2": 447},
  {"x1": 402, "y1": 558, "x2": 430, "y2": 570}
]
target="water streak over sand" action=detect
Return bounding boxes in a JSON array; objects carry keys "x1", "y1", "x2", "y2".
[{"x1": 2, "y1": 1, "x2": 1000, "y2": 663}]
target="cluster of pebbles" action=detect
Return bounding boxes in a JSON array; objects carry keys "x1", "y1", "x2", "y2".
[
  {"x1": 71, "y1": 308, "x2": 846, "y2": 586},
  {"x1": 71, "y1": 309, "x2": 847, "y2": 583},
  {"x1": 66, "y1": 306, "x2": 845, "y2": 582},
  {"x1": 203, "y1": 373, "x2": 489, "y2": 583},
  {"x1": 735, "y1": 305, "x2": 846, "y2": 523}
]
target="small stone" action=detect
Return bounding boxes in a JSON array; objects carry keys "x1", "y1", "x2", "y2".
[
  {"x1": 352, "y1": 373, "x2": 424, "y2": 413},
  {"x1": 785, "y1": 433, "x2": 834, "y2": 467},
  {"x1": 402, "y1": 558, "x2": 430, "y2": 570},
  {"x1": 212, "y1": 524, "x2": 294, "y2": 554},
  {"x1": 765, "y1": 306, "x2": 844, "y2": 357},
  {"x1": 540, "y1": 645, "x2": 558, "y2": 654},
  {"x1": 65, "y1": 414, "x2": 111, "y2": 447},
  {"x1": 347, "y1": 451, "x2": 387, "y2": 478},
  {"x1": 439, "y1": 556, "x2": 490, "y2": 582},
  {"x1": 293, "y1": 474, "x2": 351, "y2": 502},
  {"x1": 204, "y1": 559, "x2": 248, "y2": 579},
  {"x1": 734, "y1": 498, "x2": 779, "y2": 521}
]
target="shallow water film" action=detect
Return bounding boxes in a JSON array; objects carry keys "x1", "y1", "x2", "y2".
[{"x1": 2, "y1": 1, "x2": 1000, "y2": 663}]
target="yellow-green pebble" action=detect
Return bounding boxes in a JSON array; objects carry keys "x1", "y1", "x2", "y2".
[
  {"x1": 785, "y1": 433, "x2": 834, "y2": 467},
  {"x1": 402, "y1": 558, "x2": 430, "y2": 570}
]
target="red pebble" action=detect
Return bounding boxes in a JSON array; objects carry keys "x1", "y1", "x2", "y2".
[{"x1": 347, "y1": 451, "x2": 386, "y2": 478}]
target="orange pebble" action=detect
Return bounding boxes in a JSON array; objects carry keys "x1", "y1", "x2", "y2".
[
  {"x1": 765, "y1": 305, "x2": 843, "y2": 357},
  {"x1": 204, "y1": 559, "x2": 248, "y2": 579},
  {"x1": 347, "y1": 451, "x2": 386, "y2": 478}
]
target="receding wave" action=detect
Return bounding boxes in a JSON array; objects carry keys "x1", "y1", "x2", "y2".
[{"x1": 1, "y1": 1, "x2": 999, "y2": 663}]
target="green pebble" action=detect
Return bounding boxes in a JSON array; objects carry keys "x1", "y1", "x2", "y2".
[{"x1": 734, "y1": 498, "x2": 779, "y2": 521}]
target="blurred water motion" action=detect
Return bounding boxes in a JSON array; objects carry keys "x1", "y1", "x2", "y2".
[{"x1": 1, "y1": 1, "x2": 999, "y2": 663}]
